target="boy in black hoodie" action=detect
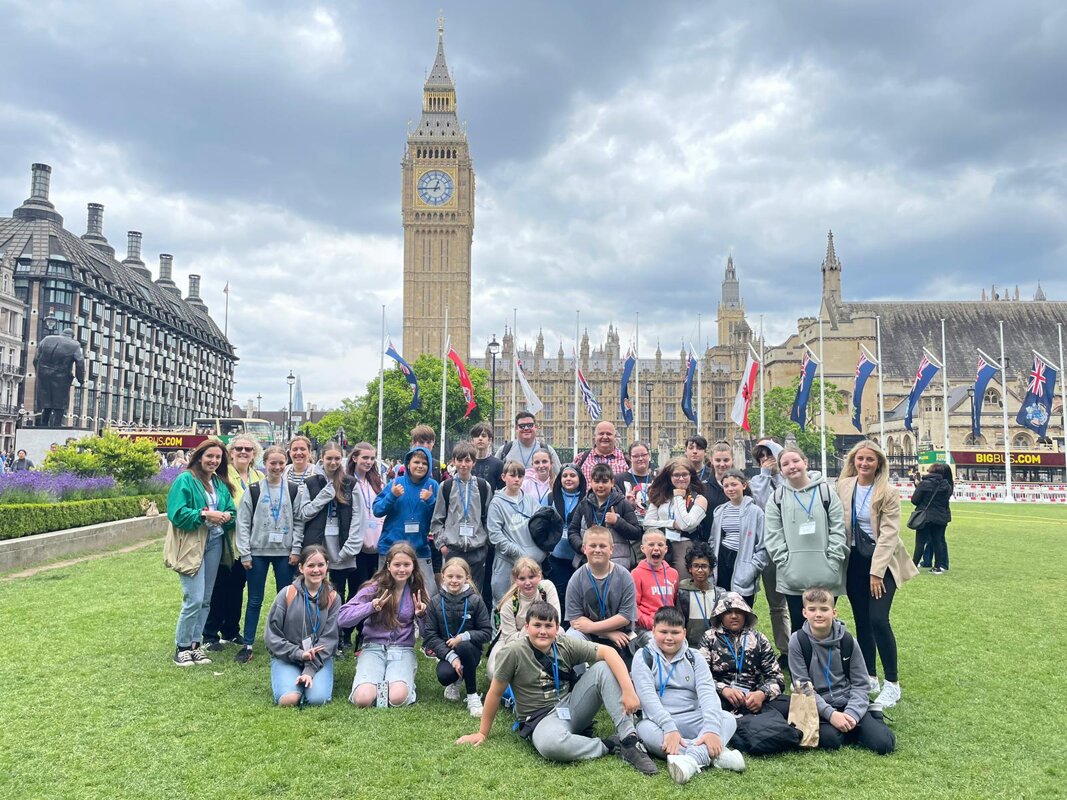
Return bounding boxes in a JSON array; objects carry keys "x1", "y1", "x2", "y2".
[
  {"x1": 567, "y1": 463, "x2": 642, "y2": 569},
  {"x1": 788, "y1": 587, "x2": 895, "y2": 754}
]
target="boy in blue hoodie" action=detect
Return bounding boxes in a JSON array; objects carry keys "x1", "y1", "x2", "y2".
[
  {"x1": 373, "y1": 446, "x2": 440, "y2": 590},
  {"x1": 787, "y1": 586, "x2": 895, "y2": 755}
]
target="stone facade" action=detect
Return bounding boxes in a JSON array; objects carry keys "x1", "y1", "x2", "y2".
[
  {"x1": 0, "y1": 246, "x2": 26, "y2": 453},
  {"x1": 0, "y1": 163, "x2": 236, "y2": 432}
]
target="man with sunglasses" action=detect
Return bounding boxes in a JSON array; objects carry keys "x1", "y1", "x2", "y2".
[{"x1": 497, "y1": 412, "x2": 561, "y2": 473}]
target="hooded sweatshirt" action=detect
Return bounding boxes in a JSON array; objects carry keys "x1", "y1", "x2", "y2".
[
  {"x1": 763, "y1": 470, "x2": 847, "y2": 596},
  {"x1": 676, "y1": 579, "x2": 724, "y2": 647},
  {"x1": 422, "y1": 583, "x2": 493, "y2": 667},
  {"x1": 749, "y1": 440, "x2": 784, "y2": 510},
  {"x1": 631, "y1": 559, "x2": 679, "y2": 630},
  {"x1": 337, "y1": 579, "x2": 425, "y2": 647},
  {"x1": 698, "y1": 592, "x2": 784, "y2": 700},
  {"x1": 788, "y1": 619, "x2": 870, "y2": 723},
  {"x1": 566, "y1": 486, "x2": 643, "y2": 565},
  {"x1": 486, "y1": 489, "x2": 544, "y2": 564},
  {"x1": 265, "y1": 576, "x2": 341, "y2": 678},
  {"x1": 236, "y1": 477, "x2": 304, "y2": 560},
  {"x1": 908, "y1": 472, "x2": 953, "y2": 526},
  {"x1": 430, "y1": 474, "x2": 492, "y2": 554},
  {"x1": 372, "y1": 446, "x2": 440, "y2": 558},
  {"x1": 550, "y1": 465, "x2": 587, "y2": 561},
  {"x1": 710, "y1": 495, "x2": 770, "y2": 597},
  {"x1": 630, "y1": 638, "x2": 727, "y2": 738}
]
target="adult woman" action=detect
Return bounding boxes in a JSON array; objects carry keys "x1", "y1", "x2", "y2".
[
  {"x1": 265, "y1": 545, "x2": 341, "y2": 706},
  {"x1": 165, "y1": 439, "x2": 237, "y2": 666},
  {"x1": 837, "y1": 440, "x2": 918, "y2": 708},
  {"x1": 910, "y1": 463, "x2": 954, "y2": 574},
  {"x1": 203, "y1": 436, "x2": 263, "y2": 650},
  {"x1": 643, "y1": 457, "x2": 708, "y2": 581},
  {"x1": 763, "y1": 446, "x2": 847, "y2": 632},
  {"x1": 284, "y1": 435, "x2": 317, "y2": 486},
  {"x1": 521, "y1": 448, "x2": 555, "y2": 507}
]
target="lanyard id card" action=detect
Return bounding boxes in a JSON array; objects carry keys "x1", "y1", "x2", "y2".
[
  {"x1": 325, "y1": 518, "x2": 340, "y2": 537},
  {"x1": 404, "y1": 521, "x2": 421, "y2": 535},
  {"x1": 556, "y1": 706, "x2": 572, "y2": 720},
  {"x1": 269, "y1": 526, "x2": 287, "y2": 545},
  {"x1": 798, "y1": 520, "x2": 817, "y2": 536},
  {"x1": 301, "y1": 636, "x2": 313, "y2": 651},
  {"x1": 459, "y1": 522, "x2": 475, "y2": 539}
]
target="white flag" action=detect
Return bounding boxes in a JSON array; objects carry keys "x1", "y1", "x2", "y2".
[
  {"x1": 515, "y1": 357, "x2": 543, "y2": 415},
  {"x1": 730, "y1": 353, "x2": 759, "y2": 432}
]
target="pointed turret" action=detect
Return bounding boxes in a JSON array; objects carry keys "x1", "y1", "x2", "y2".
[
  {"x1": 1034, "y1": 282, "x2": 1047, "y2": 302},
  {"x1": 411, "y1": 15, "x2": 463, "y2": 140},
  {"x1": 821, "y1": 230, "x2": 841, "y2": 308}
]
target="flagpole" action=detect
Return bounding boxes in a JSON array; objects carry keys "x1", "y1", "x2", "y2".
[
  {"x1": 510, "y1": 308, "x2": 518, "y2": 427},
  {"x1": 876, "y1": 315, "x2": 885, "y2": 442},
  {"x1": 999, "y1": 320, "x2": 1014, "y2": 502},
  {"x1": 573, "y1": 310, "x2": 580, "y2": 456},
  {"x1": 440, "y1": 305, "x2": 449, "y2": 468},
  {"x1": 223, "y1": 283, "x2": 230, "y2": 338},
  {"x1": 941, "y1": 319, "x2": 950, "y2": 456},
  {"x1": 697, "y1": 314, "x2": 703, "y2": 434},
  {"x1": 819, "y1": 317, "x2": 827, "y2": 475},
  {"x1": 1060, "y1": 324, "x2": 1066, "y2": 477},
  {"x1": 759, "y1": 314, "x2": 765, "y2": 437},
  {"x1": 377, "y1": 305, "x2": 385, "y2": 457},
  {"x1": 634, "y1": 312, "x2": 641, "y2": 442}
]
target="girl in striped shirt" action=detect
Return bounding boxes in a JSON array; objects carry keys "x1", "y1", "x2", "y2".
[{"x1": 709, "y1": 470, "x2": 769, "y2": 608}]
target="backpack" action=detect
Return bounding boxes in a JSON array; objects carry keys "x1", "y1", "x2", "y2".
[
  {"x1": 796, "y1": 628, "x2": 855, "y2": 684},
  {"x1": 441, "y1": 476, "x2": 492, "y2": 528},
  {"x1": 284, "y1": 584, "x2": 338, "y2": 608},
  {"x1": 641, "y1": 645, "x2": 696, "y2": 671},
  {"x1": 249, "y1": 481, "x2": 300, "y2": 525},
  {"x1": 772, "y1": 483, "x2": 832, "y2": 519}
]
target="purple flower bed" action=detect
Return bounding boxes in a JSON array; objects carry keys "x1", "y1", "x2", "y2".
[
  {"x1": 144, "y1": 466, "x2": 185, "y2": 492},
  {"x1": 0, "y1": 471, "x2": 118, "y2": 503}
]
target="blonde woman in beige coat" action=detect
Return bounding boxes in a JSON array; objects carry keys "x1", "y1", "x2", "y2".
[{"x1": 837, "y1": 440, "x2": 919, "y2": 710}]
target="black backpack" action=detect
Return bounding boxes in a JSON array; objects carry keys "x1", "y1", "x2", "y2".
[
  {"x1": 248, "y1": 482, "x2": 300, "y2": 525},
  {"x1": 641, "y1": 645, "x2": 696, "y2": 670},
  {"x1": 440, "y1": 476, "x2": 492, "y2": 527},
  {"x1": 795, "y1": 628, "x2": 855, "y2": 682}
]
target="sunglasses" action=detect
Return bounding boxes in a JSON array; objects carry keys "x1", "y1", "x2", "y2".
[
  {"x1": 231, "y1": 446, "x2": 254, "y2": 453},
  {"x1": 517, "y1": 423, "x2": 536, "y2": 430}
]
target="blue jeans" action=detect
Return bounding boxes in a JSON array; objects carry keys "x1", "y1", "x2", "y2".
[
  {"x1": 242, "y1": 555, "x2": 293, "y2": 645},
  {"x1": 270, "y1": 657, "x2": 335, "y2": 705},
  {"x1": 175, "y1": 533, "x2": 224, "y2": 648}
]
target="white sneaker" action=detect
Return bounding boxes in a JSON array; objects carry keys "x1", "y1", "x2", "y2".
[
  {"x1": 874, "y1": 680, "x2": 902, "y2": 708},
  {"x1": 667, "y1": 754, "x2": 700, "y2": 785},
  {"x1": 868, "y1": 675, "x2": 881, "y2": 694},
  {"x1": 713, "y1": 748, "x2": 746, "y2": 773},
  {"x1": 466, "y1": 693, "x2": 484, "y2": 717},
  {"x1": 443, "y1": 681, "x2": 462, "y2": 701}
]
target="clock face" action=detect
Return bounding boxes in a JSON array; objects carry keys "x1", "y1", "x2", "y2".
[{"x1": 417, "y1": 170, "x2": 455, "y2": 206}]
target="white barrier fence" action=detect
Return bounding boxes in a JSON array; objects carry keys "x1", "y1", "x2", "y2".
[{"x1": 890, "y1": 481, "x2": 1067, "y2": 504}]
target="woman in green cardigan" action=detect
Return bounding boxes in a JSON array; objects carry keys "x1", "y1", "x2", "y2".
[{"x1": 167, "y1": 439, "x2": 237, "y2": 666}]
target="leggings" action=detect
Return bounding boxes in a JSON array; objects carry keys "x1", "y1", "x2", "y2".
[
  {"x1": 716, "y1": 544, "x2": 737, "y2": 592},
  {"x1": 435, "y1": 641, "x2": 482, "y2": 695},
  {"x1": 846, "y1": 555, "x2": 899, "y2": 681},
  {"x1": 330, "y1": 567, "x2": 362, "y2": 645}
]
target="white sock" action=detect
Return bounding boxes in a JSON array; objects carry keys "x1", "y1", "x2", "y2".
[{"x1": 684, "y1": 745, "x2": 711, "y2": 768}]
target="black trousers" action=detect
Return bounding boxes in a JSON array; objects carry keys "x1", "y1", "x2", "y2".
[
  {"x1": 817, "y1": 710, "x2": 896, "y2": 754},
  {"x1": 435, "y1": 641, "x2": 483, "y2": 694},
  {"x1": 204, "y1": 559, "x2": 246, "y2": 643},
  {"x1": 330, "y1": 567, "x2": 362, "y2": 645},
  {"x1": 716, "y1": 544, "x2": 737, "y2": 592},
  {"x1": 913, "y1": 523, "x2": 949, "y2": 569},
  {"x1": 846, "y1": 554, "x2": 899, "y2": 682}
]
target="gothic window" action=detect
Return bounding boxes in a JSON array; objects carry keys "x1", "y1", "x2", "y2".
[
  {"x1": 984, "y1": 388, "x2": 1001, "y2": 407},
  {"x1": 964, "y1": 433, "x2": 986, "y2": 446},
  {"x1": 1012, "y1": 432, "x2": 1032, "y2": 449}
]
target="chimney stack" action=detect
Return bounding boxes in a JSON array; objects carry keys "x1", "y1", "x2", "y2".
[
  {"x1": 31, "y1": 163, "x2": 51, "y2": 201},
  {"x1": 13, "y1": 163, "x2": 62, "y2": 223},
  {"x1": 121, "y1": 230, "x2": 151, "y2": 280},
  {"x1": 186, "y1": 273, "x2": 209, "y2": 313},
  {"x1": 81, "y1": 202, "x2": 114, "y2": 256},
  {"x1": 155, "y1": 253, "x2": 180, "y2": 296}
]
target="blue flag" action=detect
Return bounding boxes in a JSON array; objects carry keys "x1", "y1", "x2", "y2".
[
  {"x1": 619, "y1": 350, "x2": 636, "y2": 427},
  {"x1": 385, "y1": 343, "x2": 420, "y2": 410},
  {"x1": 904, "y1": 354, "x2": 940, "y2": 432},
  {"x1": 681, "y1": 350, "x2": 697, "y2": 423},
  {"x1": 852, "y1": 352, "x2": 878, "y2": 432},
  {"x1": 1015, "y1": 354, "x2": 1058, "y2": 437},
  {"x1": 790, "y1": 351, "x2": 819, "y2": 430},
  {"x1": 972, "y1": 356, "x2": 999, "y2": 439}
]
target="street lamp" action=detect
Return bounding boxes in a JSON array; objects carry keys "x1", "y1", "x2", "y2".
[
  {"x1": 488, "y1": 334, "x2": 500, "y2": 440},
  {"x1": 256, "y1": 393, "x2": 262, "y2": 416},
  {"x1": 286, "y1": 371, "x2": 296, "y2": 440}
]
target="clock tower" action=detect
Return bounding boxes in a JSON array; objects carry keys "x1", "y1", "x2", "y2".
[{"x1": 402, "y1": 16, "x2": 475, "y2": 361}]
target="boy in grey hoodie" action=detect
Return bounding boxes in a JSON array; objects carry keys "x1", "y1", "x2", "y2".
[
  {"x1": 431, "y1": 442, "x2": 493, "y2": 589},
  {"x1": 787, "y1": 587, "x2": 895, "y2": 754},
  {"x1": 632, "y1": 606, "x2": 744, "y2": 783}
]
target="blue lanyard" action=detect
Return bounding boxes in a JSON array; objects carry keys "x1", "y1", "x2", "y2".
[
  {"x1": 441, "y1": 596, "x2": 468, "y2": 638},
  {"x1": 794, "y1": 488, "x2": 817, "y2": 518},
  {"x1": 536, "y1": 484, "x2": 550, "y2": 506},
  {"x1": 457, "y1": 478, "x2": 473, "y2": 520},
  {"x1": 551, "y1": 643, "x2": 562, "y2": 700},
  {"x1": 327, "y1": 499, "x2": 337, "y2": 519},
  {"x1": 563, "y1": 492, "x2": 579, "y2": 522},
  {"x1": 692, "y1": 590, "x2": 711, "y2": 630},
  {"x1": 824, "y1": 654, "x2": 835, "y2": 702},
  {"x1": 721, "y1": 633, "x2": 746, "y2": 674},
  {"x1": 303, "y1": 590, "x2": 321, "y2": 639},
  {"x1": 650, "y1": 565, "x2": 670, "y2": 607},
  {"x1": 588, "y1": 569, "x2": 612, "y2": 619},
  {"x1": 698, "y1": 466, "x2": 708, "y2": 482},
  {"x1": 592, "y1": 500, "x2": 610, "y2": 526},
  {"x1": 630, "y1": 472, "x2": 649, "y2": 502},
  {"x1": 655, "y1": 653, "x2": 679, "y2": 697},
  {"x1": 501, "y1": 494, "x2": 529, "y2": 518},
  {"x1": 265, "y1": 481, "x2": 282, "y2": 523}
]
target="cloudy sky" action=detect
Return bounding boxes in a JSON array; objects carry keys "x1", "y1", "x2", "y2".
[{"x1": 2, "y1": 0, "x2": 1064, "y2": 409}]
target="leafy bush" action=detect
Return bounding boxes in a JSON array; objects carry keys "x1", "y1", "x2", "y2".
[
  {"x1": 41, "y1": 431, "x2": 160, "y2": 484},
  {"x1": 0, "y1": 495, "x2": 168, "y2": 540}
]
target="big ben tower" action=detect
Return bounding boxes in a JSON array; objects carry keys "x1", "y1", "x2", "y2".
[{"x1": 402, "y1": 16, "x2": 475, "y2": 361}]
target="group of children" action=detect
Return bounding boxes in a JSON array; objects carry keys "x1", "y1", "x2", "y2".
[{"x1": 169, "y1": 423, "x2": 905, "y2": 784}]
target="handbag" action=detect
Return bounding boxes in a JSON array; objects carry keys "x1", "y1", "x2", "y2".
[
  {"x1": 906, "y1": 490, "x2": 937, "y2": 531},
  {"x1": 788, "y1": 680, "x2": 820, "y2": 748}
]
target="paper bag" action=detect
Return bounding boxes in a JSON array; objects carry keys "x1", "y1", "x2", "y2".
[{"x1": 788, "y1": 680, "x2": 821, "y2": 748}]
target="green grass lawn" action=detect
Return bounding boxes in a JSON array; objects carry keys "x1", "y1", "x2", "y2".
[{"x1": 1, "y1": 503, "x2": 1065, "y2": 800}]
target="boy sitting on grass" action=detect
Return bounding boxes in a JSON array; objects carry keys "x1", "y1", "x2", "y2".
[
  {"x1": 455, "y1": 601, "x2": 658, "y2": 775},
  {"x1": 565, "y1": 526, "x2": 638, "y2": 664},
  {"x1": 788, "y1": 586, "x2": 895, "y2": 755},
  {"x1": 632, "y1": 606, "x2": 745, "y2": 784},
  {"x1": 631, "y1": 530, "x2": 678, "y2": 637}
]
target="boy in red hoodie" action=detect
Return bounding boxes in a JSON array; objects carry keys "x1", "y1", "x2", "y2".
[{"x1": 631, "y1": 530, "x2": 679, "y2": 636}]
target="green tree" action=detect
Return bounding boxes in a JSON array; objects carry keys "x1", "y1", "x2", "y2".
[
  {"x1": 747, "y1": 378, "x2": 848, "y2": 458},
  {"x1": 42, "y1": 430, "x2": 160, "y2": 484},
  {"x1": 303, "y1": 354, "x2": 494, "y2": 459}
]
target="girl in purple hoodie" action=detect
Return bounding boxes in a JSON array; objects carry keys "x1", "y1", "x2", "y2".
[{"x1": 340, "y1": 543, "x2": 429, "y2": 707}]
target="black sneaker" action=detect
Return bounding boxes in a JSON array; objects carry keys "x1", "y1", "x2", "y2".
[
  {"x1": 173, "y1": 648, "x2": 195, "y2": 667},
  {"x1": 619, "y1": 735, "x2": 658, "y2": 776},
  {"x1": 204, "y1": 640, "x2": 227, "y2": 652},
  {"x1": 235, "y1": 646, "x2": 253, "y2": 664},
  {"x1": 189, "y1": 647, "x2": 212, "y2": 665},
  {"x1": 601, "y1": 735, "x2": 621, "y2": 755},
  {"x1": 335, "y1": 643, "x2": 346, "y2": 660}
]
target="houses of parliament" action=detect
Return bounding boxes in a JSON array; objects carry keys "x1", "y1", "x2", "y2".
[{"x1": 402, "y1": 22, "x2": 1066, "y2": 470}]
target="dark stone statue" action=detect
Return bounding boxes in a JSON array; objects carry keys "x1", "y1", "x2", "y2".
[{"x1": 33, "y1": 329, "x2": 85, "y2": 428}]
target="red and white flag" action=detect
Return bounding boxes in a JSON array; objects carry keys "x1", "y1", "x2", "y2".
[
  {"x1": 730, "y1": 353, "x2": 759, "y2": 431},
  {"x1": 447, "y1": 347, "x2": 478, "y2": 418}
]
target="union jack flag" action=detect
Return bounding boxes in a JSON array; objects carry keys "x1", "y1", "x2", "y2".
[{"x1": 1028, "y1": 359, "x2": 1048, "y2": 394}]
